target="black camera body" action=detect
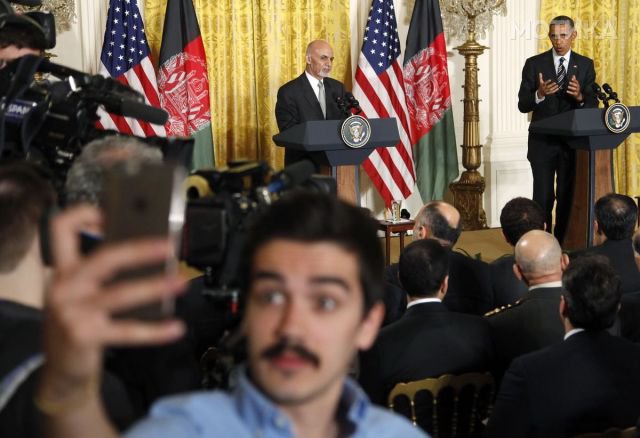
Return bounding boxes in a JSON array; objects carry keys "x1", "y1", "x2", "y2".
[{"x1": 182, "y1": 160, "x2": 335, "y2": 295}]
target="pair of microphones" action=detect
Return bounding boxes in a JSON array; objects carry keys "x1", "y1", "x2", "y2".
[
  {"x1": 592, "y1": 82, "x2": 619, "y2": 107},
  {"x1": 336, "y1": 92, "x2": 362, "y2": 117}
]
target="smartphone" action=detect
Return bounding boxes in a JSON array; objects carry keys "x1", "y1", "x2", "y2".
[{"x1": 103, "y1": 161, "x2": 186, "y2": 320}]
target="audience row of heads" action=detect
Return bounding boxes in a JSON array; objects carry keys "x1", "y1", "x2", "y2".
[
  {"x1": 402, "y1": 231, "x2": 620, "y2": 332},
  {"x1": 402, "y1": 193, "x2": 640, "y2": 334}
]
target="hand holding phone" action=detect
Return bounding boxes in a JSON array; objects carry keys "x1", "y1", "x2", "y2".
[{"x1": 103, "y1": 161, "x2": 186, "y2": 320}]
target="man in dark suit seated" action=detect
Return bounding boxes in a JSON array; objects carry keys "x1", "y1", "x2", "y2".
[
  {"x1": 571, "y1": 193, "x2": 640, "y2": 294},
  {"x1": 275, "y1": 39, "x2": 347, "y2": 166},
  {"x1": 360, "y1": 239, "x2": 494, "y2": 406},
  {"x1": 386, "y1": 201, "x2": 493, "y2": 318},
  {"x1": 486, "y1": 230, "x2": 567, "y2": 379},
  {"x1": 486, "y1": 255, "x2": 640, "y2": 437},
  {"x1": 491, "y1": 197, "x2": 545, "y2": 307},
  {"x1": 616, "y1": 231, "x2": 640, "y2": 343},
  {"x1": 518, "y1": 15, "x2": 597, "y2": 244}
]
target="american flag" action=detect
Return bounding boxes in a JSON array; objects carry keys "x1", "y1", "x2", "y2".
[
  {"x1": 353, "y1": 0, "x2": 415, "y2": 206},
  {"x1": 98, "y1": 0, "x2": 165, "y2": 137}
]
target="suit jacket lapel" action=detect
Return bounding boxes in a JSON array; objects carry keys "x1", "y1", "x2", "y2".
[
  {"x1": 544, "y1": 50, "x2": 557, "y2": 84},
  {"x1": 566, "y1": 53, "x2": 579, "y2": 82},
  {"x1": 298, "y1": 73, "x2": 324, "y2": 119}
]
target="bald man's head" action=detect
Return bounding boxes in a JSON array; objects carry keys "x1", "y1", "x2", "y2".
[
  {"x1": 305, "y1": 39, "x2": 334, "y2": 80},
  {"x1": 413, "y1": 201, "x2": 462, "y2": 247},
  {"x1": 514, "y1": 230, "x2": 567, "y2": 285}
]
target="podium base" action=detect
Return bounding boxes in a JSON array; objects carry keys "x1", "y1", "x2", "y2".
[{"x1": 450, "y1": 170, "x2": 488, "y2": 231}]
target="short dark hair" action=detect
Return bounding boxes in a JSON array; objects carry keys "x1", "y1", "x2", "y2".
[
  {"x1": 399, "y1": 239, "x2": 449, "y2": 298},
  {"x1": 562, "y1": 255, "x2": 621, "y2": 330},
  {"x1": 0, "y1": 22, "x2": 46, "y2": 51},
  {"x1": 240, "y1": 191, "x2": 384, "y2": 314},
  {"x1": 500, "y1": 197, "x2": 545, "y2": 246},
  {"x1": 594, "y1": 193, "x2": 637, "y2": 240},
  {"x1": 550, "y1": 15, "x2": 575, "y2": 30},
  {"x1": 0, "y1": 162, "x2": 55, "y2": 272},
  {"x1": 633, "y1": 232, "x2": 640, "y2": 255},
  {"x1": 416, "y1": 202, "x2": 462, "y2": 247}
]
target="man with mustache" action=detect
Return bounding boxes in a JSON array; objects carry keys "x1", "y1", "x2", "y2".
[
  {"x1": 37, "y1": 192, "x2": 426, "y2": 437},
  {"x1": 275, "y1": 39, "x2": 347, "y2": 166}
]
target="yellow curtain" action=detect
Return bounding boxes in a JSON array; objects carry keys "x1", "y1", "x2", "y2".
[
  {"x1": 143, "y1": 0, "x2": 351, "y2": 170},
  {"x1": 539, "y1": 1, "x2": 640, "y2": 195}
]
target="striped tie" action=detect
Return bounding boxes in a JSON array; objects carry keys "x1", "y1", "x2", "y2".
[{"x1": 557, "y1": 57, "x2": 566, "y2": 92}]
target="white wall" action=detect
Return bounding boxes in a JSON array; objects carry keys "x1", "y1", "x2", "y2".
[
  {"x1": 52, "y1": 1, "x2": 107, "y2": 74},
  {"x1": 54, "y1": 0, "x2": 538, "y2": 227}
]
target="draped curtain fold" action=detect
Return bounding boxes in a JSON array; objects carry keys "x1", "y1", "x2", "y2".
[
  {"x1": 143, "y1": 0, "x2": 351, "y2": 170},
  {"x1": 539, "y1": 0, "x2": 640, "y2": 195}
]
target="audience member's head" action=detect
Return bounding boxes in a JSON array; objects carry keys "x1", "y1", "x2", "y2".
[
  {"x1": 561, "y1": 254, "x2": 621, "y2": 331},
  {"x1": 0, "y1": 162, "x2": 55, "y2": 307},
  {"x1": 239, "y1": 191, "x2": 385, "y2": 406},
  {"x1": 413, "y1": 201, "x2": 462, "y2": 248},
  {"x1": 65, "y1": 136, "x2": 162, "y2": 206},
  {"x1": 514, "y1": 230, "x2": 568, "y2": 286},
  {"x1": 500, "y1": 197, "x2": 545, "y2": 246},
  {"x1": 398, "y1": 238, "x2": 449, "y2": 300},
  {"x1": 594, "y1": 193, "x2": 637, "y2": 244}
]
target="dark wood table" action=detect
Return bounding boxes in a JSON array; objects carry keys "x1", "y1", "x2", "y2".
[{"x1": 378, "y1": 219, "x2": 415, "y2": 266}]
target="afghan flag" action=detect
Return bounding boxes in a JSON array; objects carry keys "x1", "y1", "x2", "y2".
[
  {"x1": 157, "y1": 0, "x2": 213, "y2": 169},
  {"x1": 403, "y1": 0, "x2": 459, "y2": 201}
]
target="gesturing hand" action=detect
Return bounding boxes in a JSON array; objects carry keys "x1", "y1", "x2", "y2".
[
  {"x1": 537, "y1": 72, "x2": 559, "y2": 99},
  {"x1": 566, "y1": 75, "x2": 584, "y2": 102}
]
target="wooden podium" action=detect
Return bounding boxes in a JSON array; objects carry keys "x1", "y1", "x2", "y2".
[
  {"x1": 272, "y1": 118, "x2": 399, "y2": 203},
  {"x1": 530, "y1": 107, "x2": 640, "y2": 250}
]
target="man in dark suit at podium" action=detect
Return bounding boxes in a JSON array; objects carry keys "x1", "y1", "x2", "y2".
[
  {"x1": 275, "y1": 39, "x2": 346, "y2": 166},
  {"x1": 518, "y1": 16, "x2": 597, "y2": 244}
]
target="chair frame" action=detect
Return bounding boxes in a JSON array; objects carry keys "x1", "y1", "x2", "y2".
[{"x1": 387, "y1": 372, "x2": 495, "y2": 437}]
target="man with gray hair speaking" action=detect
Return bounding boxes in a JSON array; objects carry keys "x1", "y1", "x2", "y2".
[{"x1": 275, "y1": 39, "x2": 347, "y2": 166}]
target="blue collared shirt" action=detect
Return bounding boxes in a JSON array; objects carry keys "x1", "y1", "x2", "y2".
[{"x1": 124, "y1": 371, "x2": 427, "y2": 437}]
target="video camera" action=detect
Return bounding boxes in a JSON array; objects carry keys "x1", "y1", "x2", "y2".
[
  {"x1": 0, "y1": 55, "x2": 176, "y2": 192},
  {"x1": 182, "y1": 159, "x2": 336, "y2": 309},
  {"x1": 0, "y1": 0, "x2": 186, "y2": 197}
]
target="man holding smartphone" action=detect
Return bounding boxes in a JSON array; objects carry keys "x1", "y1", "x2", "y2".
[{"x1": 38, "y1": 192, "x2": 425, "y2": 437}]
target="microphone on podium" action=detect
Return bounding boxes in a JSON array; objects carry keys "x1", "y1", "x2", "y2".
[
  {"x1": 592, "y1": 83, "x2": 609, "y2": 107},
  {"x1": 602, "y1": 83, "x2": 620, "y2": 103}
]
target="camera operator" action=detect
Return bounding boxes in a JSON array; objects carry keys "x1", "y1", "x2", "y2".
[{"x1": 0, "y1": 4, "x2": 46, "y2": 69}]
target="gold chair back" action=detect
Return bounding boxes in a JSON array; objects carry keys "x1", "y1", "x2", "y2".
[
  {"x1": 387, "y1": 372, "x2": 495, "y2": 438},
  {"x1": 573, "y1": 426, "x2": 638, "y2": 438}
]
